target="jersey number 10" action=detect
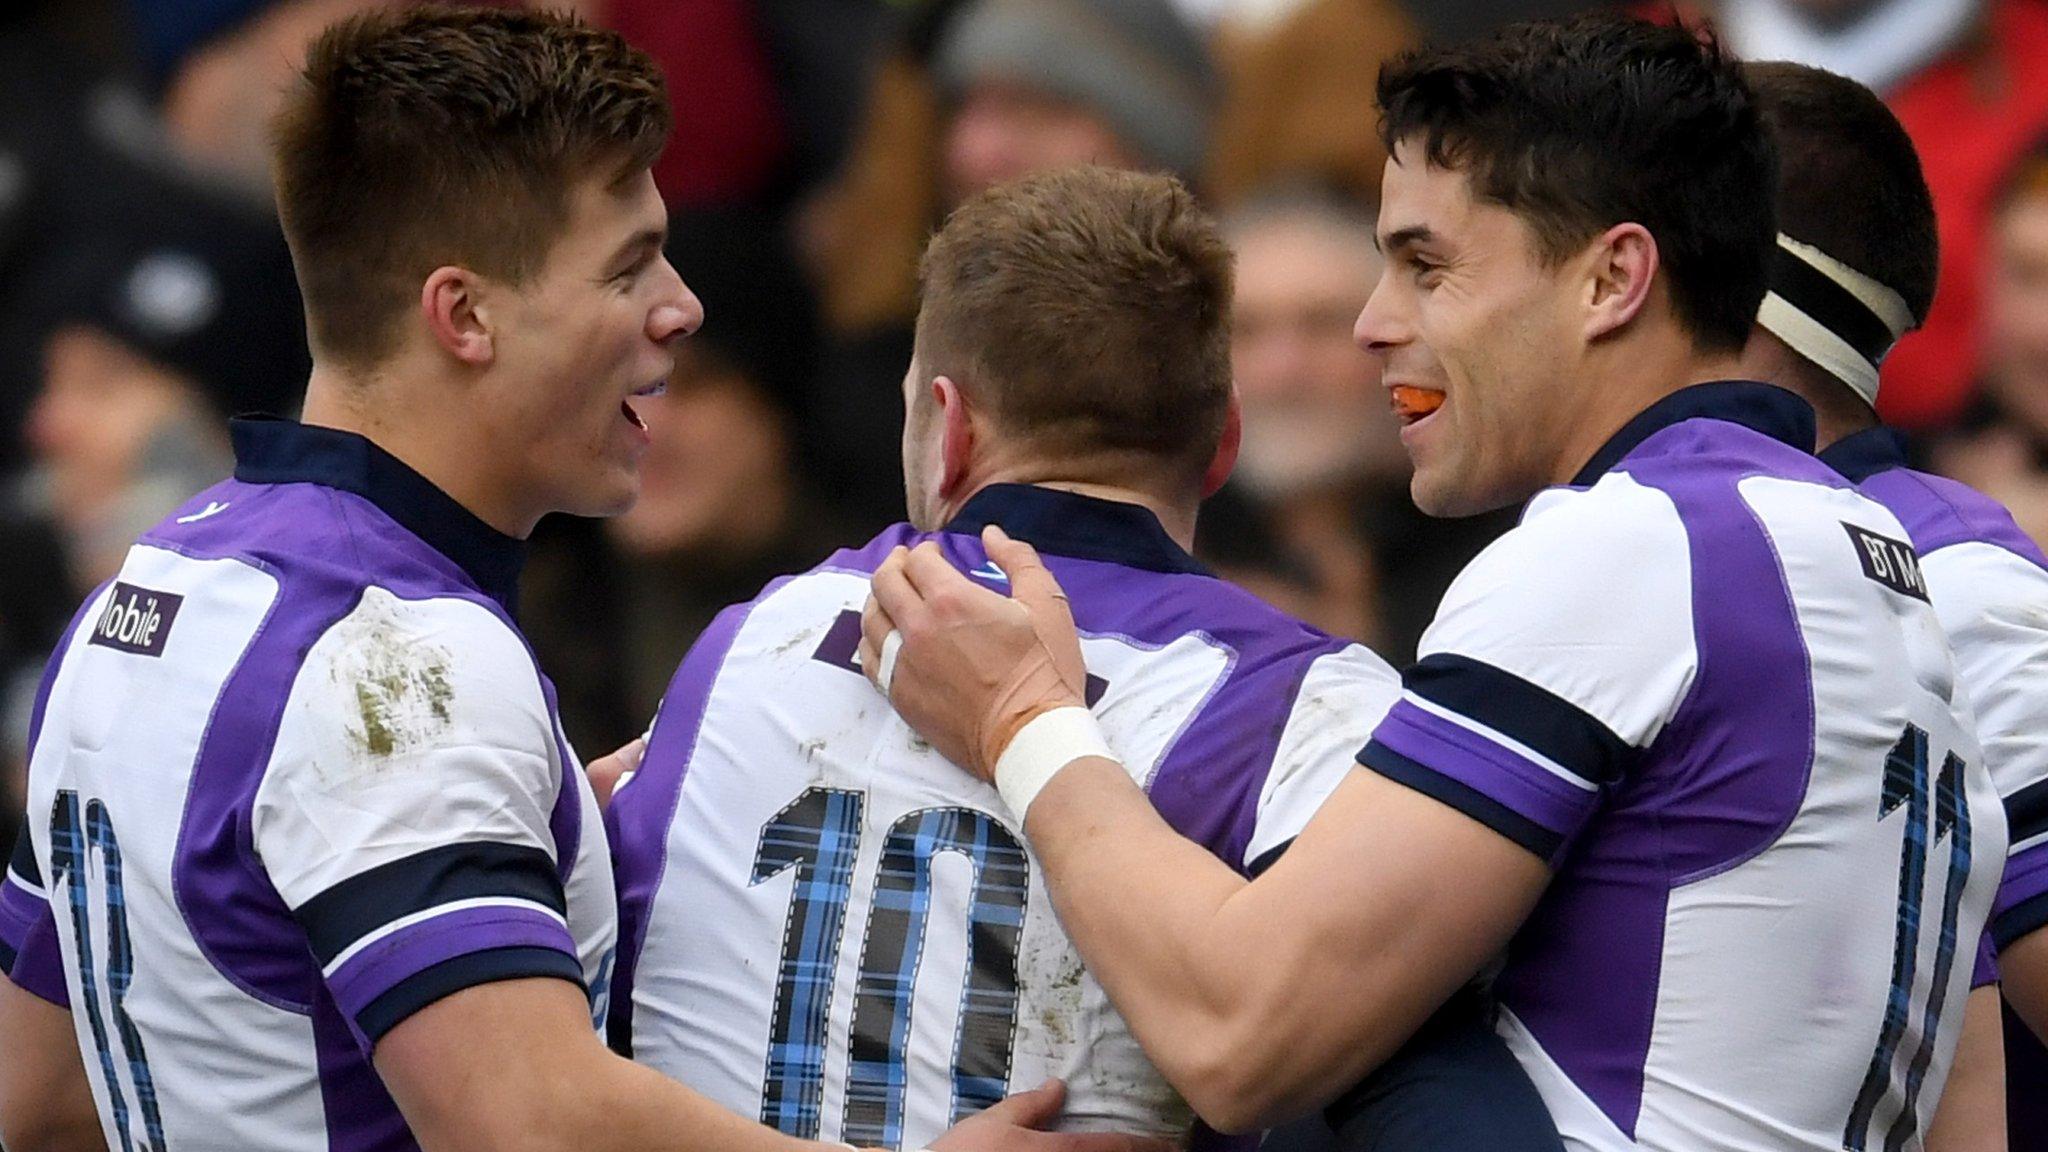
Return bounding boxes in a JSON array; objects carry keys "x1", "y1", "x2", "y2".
[{"x1": 752, "y1": 786, "x2": 1029, "y2": 1149}]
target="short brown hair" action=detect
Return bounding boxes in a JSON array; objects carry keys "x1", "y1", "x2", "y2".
[
  {"x1": 272, "y1": 5, "x2": 670, "y2": 367},
  {"x1": 1745, "y1": 61, "x2": 1938, "y2": 325},
  {"x1": 916, "y1": 166, "x2": 1234, "y2": 479}
]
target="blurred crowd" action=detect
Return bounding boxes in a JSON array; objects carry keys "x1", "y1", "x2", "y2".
[{"x1": 4, "y1": 0, "x2": 2048, "y2": 896}]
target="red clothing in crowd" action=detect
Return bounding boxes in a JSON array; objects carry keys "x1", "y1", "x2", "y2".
[
  {"x1": 1644, "y1": 1, "x2": 2048, "y2": 430},
  {"x1": 1882, "y1": 0, "x2": 2048, "y2": 430},
  {"x1": 599, "y1": 0, "x2": 788, "y2": 208}
]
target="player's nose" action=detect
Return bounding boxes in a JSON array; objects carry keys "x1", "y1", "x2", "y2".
[
  {"x1": 1354, "y1": 269, "x2": 1409, "y2": 359},
  {"x1": 649, "y1": 258, "x2": 703, "y2": 344}
]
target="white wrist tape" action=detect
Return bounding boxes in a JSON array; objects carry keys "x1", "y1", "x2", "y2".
[
  {"x1": 876, "y1": 630, "x2": 903, "y2": 696},
  {"x1": 994, "y1": 706, "x2": 1117, "y2": 823}
]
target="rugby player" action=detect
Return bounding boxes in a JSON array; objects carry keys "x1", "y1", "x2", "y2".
[
  {"x1": 859, "y1": 15, "x2": 2009, "y2": 1151},
  {"x1": 1736, "y1": 60, "x2": 2048, "y2": 1147},
  {"x1": 605, "y1": 165, "x2": 1559, "y2": 1152},
  {"x1": 0, "y1": 10, "x2": 1156, "y2": 1152}
]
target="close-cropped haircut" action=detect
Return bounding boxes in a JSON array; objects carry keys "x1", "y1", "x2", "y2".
[
  {"x1": 272, "y1": 5, "x2": 670, "y2": 368},
  {"x1": 1376, "y1": 14, "x2": 1777, "y2": 352},
  {"x1": 1746, "y1": 61, "x2": 1938, "y2": 325},
  {"x1": 916, "y1": 166, "x2": 1234, "y2": 477}
]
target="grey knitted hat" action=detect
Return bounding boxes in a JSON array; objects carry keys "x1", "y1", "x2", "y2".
[{"x1": 933, "y1": 0, "x2": 1219, "y2": 179}]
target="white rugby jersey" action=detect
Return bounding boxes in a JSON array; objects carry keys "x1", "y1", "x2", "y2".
[
  {"x1": 1821, "y1": 429, "x2": 2048, "y2": 964},
  {"x1": 0, "y1": 420, "x2": 616, "y2": 1152},
  {"x1": 1357, "y1": 383, "x2": 2007, "y2": 1152},
  {"x1": 606, "y1": 484, "x2": 1398, "y2": 1151}
]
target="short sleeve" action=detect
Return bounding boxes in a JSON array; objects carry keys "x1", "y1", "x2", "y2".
[
  {"x1": 252, "y1": 589, "x2": 581, "y2": 1049},
  {"x1": 1921, "y1": 543, "x2": 2048, "y2": 953},
  {"x1": 1243, "y1": 646, "x2": 1401, "y2": 874},
  {"x1": 1973, "y1": 931, "x2": 1999, "y2": 989},
  {"x1": 0, "y1": 822, "x2": 68, "y2": 1006},
  {"x1": 1358, "y1": 480, "x2": 1698, "y2": 863}
]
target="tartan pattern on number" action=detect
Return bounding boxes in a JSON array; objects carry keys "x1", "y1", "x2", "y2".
[
  {"x1": 1847, "y1": 727, "x2": 1932, "y2": 1152},
  {"x1": 1884, "y1": 755, "x2": 1974, "y2": 1152},
  {"x1": 90, "y1": 799, "x2": 168, "y2": 1151},
  {"x1": 752, "y1": 788, "x2": 865, "y2": 1137},
  {"x1": 844, "y1": 808, "x2": 1028, "y2": 1148},
  {"x1": 52, "y1": 792, "x2": 137, "y2": 1152}
]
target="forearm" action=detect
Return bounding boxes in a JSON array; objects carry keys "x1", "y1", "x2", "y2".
[
  {"x1": 567, "y1": 1053, "x2": 823, "y2": 1152},
  {"x1": 0, "y1": 977, "x2": 106, "y2": 1152},
  {"x1": 1024, "y1": 763, "x2": 1502, "y2": 1132},
  {"x1": 381, "y1": 978, "x2": 821, "y2": 1152},
  {"x1": 1924, "y1": 985, "x2": 2006, "y2": 1152},
  {"x1": 2003, "y1": 928, "x2": 2048, "y2": 1042},
  {"x1": 1022, "y1": 759, "x2": 1250, "y2": 1076}
]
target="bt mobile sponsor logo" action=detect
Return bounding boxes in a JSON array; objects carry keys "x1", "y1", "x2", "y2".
[{"x1": 88, "y1": 583, "x2": 184, "y2": 657}]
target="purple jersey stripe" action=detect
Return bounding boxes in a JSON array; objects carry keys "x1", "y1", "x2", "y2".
[
  {"x1": 313, "y1": 982, "x2": 419, "y2": 1151},
  {"x1": 1974, "y1": 932, "x2": 1999, "y2": 989},
  {"x1": 1859, "y1": 466, "x2": 2048, "y2": 567},
  {"x1": 1369, "y1": 698, "x2": 1596, "y2": 842},
  {"x1": 3, "y1": 579, "x2": 109, "y2": 1007},
  {"x1": 1494, "y1": 419, "x2": 1823, "y2": 1139},
  {"x1": 326, "y1": 904, "x2": 576, "y2": 1025},
  {"x1": 0, "y1": 875, "x2": 69, "y2": 1006},
  {"x1": 1993, "y1": 840, "x2": 2048, "y2": 951},
  {"x1": 607, "y1": 592, "x2": 767, "y2": 1052}
]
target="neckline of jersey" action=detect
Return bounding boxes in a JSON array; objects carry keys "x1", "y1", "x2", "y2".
[
  {"x1": 228, "y1": 417, "x2": 525, "y2": 610},
  {"x1": 1817, "y1": 425, "x2": 1912, "y2": 484},
  {"x1": 1570, "y1": 380, "x2": 1818, "y2": 487},
  {"x1": 943, "y1": 483, "x2": 1212, "y2": 576}
]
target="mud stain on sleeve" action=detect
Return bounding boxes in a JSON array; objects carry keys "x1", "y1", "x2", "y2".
[{"x1": 325, "y1": 602, "x2": 459, "y2": 770}]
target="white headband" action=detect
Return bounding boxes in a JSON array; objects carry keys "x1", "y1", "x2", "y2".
[{"x1": 1755, "y1": 233, "x2": 1916, "y2": 408}]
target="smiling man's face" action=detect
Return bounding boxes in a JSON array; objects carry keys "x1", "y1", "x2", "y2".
[
  {"x1": 475, "y1": 170, "x2": 702, "y2": 524},
  {"x1": 1356, "y1": 141, "x2": 1590, "y2": 516}
]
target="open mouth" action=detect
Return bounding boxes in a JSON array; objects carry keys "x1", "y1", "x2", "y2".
[
  {"x1": 1389, "y1": 385, "x2": 1446, "y2": 427},
  {"x1": 621, "y1": 379, "x2": 667, "y2": 431}
]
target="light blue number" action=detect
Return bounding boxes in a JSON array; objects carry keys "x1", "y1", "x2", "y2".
[{"x1": 49, "y1": 790, "x2": 166, "y2": 1151}]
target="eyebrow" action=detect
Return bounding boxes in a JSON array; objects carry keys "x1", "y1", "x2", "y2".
[
  {"x1": 608, "y1": 227, "x2": 667, "y2": 270},
  {"x1": 1376, "y1": 225, "x2": 1439, "y2": 256}
]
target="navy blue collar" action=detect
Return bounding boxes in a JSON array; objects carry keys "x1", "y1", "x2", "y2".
[
  {"x1": 945, "y1": 484, "x2": 1209, "y2": 576},
  {"x1": 1570, "y1": 381, "x2": 1817, "y2": 486},
  {"x1": 231, "y1": 418, "x2": 524, "y2": 609},
  {"x1": 1817, "y1": 425, "x2": 1909, "y2": 484}
]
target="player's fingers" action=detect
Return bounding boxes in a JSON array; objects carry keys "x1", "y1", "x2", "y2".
[
  {"x1": 858, "y1": 594, "x2": 898, "y2": 693},
  {"x1": 984, "y1": 525, "x2": 1073, "y2": 627},
  {"x1": 900, "y1": 540, "x2": 990, "y2": 606},
  {"x1": 859, "y1": 589, "x2": 897, "y2": 654},
  {"x1": 976, "y1": 1078, "x2": 1067, "y2": 1129},
  {"x1": 869, "y1": 547, "x2": 926, "y2": 632},
  {"x1": 584, "y1": 737, "x2": 644, "y2": 809}
]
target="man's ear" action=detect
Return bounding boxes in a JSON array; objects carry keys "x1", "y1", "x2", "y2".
[
  {"x1": 421, "y1": 266, "x2": 495, "y2": 366},
  {"x1": 935, "y1": 375, "x2": 975, "y2": 500},
  {"x1": 1201, "y1": 391, "x2": 1242, "y2": 499},
  {"x1": 1582, "y1": 222, "x2": 1659, "y2": 343}
]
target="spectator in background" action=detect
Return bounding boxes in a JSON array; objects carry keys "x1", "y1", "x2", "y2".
[
  {"x1": 143, "y1": 0, "x2": 390, "y2": 193},
  {"x1": 1, "y1": 169, "x2": 304, "y2": 862},
  {"x1": 1207, "y1": 0, "x2": 1417, "y2": 205},
  {"x1": 1214, "y1": 191, "x2": 1392, "y2": 643},
  {"x1": 22, "y1": 182, "x2": 305, "y2": 592},
  {"x1": 806, "y1": 0, "x2": 1218, "y2": 529},
  {"x1": 1682, "y1": 0, "x2": 2048, "y2": 431},
  {"x1": 1210, "y1": 189, "x2": 1514, "y2": 662},
  {"x1": 524, "y1": 208, "x2": 848, "y2": 753},
  {"x1": 1934, "y1": 138, "x2": 2048, "y2": 551}
]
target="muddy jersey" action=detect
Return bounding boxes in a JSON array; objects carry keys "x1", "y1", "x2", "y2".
[
  {"x1": 0, "y1": 420, "x2": 616, "y2": 1152},
  {"x1": 607, "y1": 484, "x2": 1398, "y2": 1150}
]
